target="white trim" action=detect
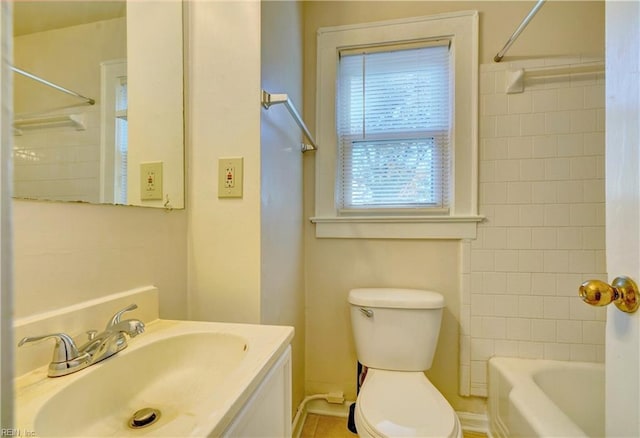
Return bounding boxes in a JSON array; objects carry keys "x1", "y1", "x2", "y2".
[{"x1": 314, "y1": 11, "x2": 479, "y2": 240}]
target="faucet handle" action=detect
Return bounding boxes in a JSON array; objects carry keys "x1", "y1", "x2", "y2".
[
  {"x1": 18, "y1": 333, "x2": 82, "y2": 363},
  {"x1": 106, "y1": 304, "x2": 138, "y2": 329},
  {"x1": 86, "y1": 330, "x2": 98, "y2": 341}
]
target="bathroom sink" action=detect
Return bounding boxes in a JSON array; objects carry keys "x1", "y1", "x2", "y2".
[{"x1": 15, "y1": 319, "x2": 294, "y2": 437}]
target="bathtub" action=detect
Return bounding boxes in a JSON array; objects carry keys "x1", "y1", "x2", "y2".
[{"x1": 488, "y1": 357, "x2": 604, "y2": 438}]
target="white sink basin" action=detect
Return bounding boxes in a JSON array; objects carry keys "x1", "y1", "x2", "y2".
[{"x1": 16, "y1": 319, "x2": 294, "y2": 437}]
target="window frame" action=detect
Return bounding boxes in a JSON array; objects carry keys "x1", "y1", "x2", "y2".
[{"x1": 312, "y1": 12, "x2": 481, "y2": 239}]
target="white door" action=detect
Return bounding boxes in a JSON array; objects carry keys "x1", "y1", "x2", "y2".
[{"x1": 605, "y1": 1, "x2": 640, "y2": 437}]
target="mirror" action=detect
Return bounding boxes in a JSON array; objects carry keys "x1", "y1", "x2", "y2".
[{"x1": 12, "y1": 1, "x2": 184, "y2": 209}]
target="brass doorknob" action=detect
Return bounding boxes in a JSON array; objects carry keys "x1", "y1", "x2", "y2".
[{"x1": 579, "y1": 276, "x2": 640, "y2": 313}]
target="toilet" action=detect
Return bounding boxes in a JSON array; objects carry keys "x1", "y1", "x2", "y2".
[{"x1": 349, "y1": 288, "x2": 462, "y2": 438}]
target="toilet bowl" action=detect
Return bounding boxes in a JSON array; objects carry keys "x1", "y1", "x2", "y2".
[{"x1": 349, "y1": 288, "x2": 462, "y2": 438}]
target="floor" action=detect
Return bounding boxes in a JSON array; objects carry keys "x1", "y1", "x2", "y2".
[{"x1": 301, "y1": 414, "x2": 488, "y2": 438}]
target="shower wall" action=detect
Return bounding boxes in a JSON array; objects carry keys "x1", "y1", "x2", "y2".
[{"x1": 460, "y1": 57, "x2": 607, "y2": 397}]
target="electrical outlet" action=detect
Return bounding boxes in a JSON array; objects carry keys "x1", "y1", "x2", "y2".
[
  {"x1": 140, "y1": 162, "x2": 163, "y2": 200},
  {"x1": 218, "y1": 157, "x2": 243, "y2": 198}
]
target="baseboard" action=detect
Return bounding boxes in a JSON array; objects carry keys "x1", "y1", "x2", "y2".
[
  {"x1": 306, "y1": 398, "x2": 354, "y2": 417},
  {"x1": 457, "y1": 411, "x2": 489, "y2": 434}
]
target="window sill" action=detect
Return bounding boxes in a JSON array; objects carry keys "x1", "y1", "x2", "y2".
[{"x1": 310, "y1": 215, "x2": 484, "y2": 239}]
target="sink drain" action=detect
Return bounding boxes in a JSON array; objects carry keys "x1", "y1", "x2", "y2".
[{"x1": 128, "y1": 407, "x2": 161, "y2": 429}]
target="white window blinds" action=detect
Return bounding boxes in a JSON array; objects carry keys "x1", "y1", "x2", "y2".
[{"x1": 336, "y1": 42, "x2": 451, "y2": 212}]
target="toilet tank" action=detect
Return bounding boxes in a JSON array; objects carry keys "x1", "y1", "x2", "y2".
[{"x1": 349, "y1": 288, "x2": 444, "y2": 372}]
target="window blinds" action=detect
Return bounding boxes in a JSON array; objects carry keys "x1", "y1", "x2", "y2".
[{"x1": 336, "y1": 43, "x2": 451, "y2": 211}]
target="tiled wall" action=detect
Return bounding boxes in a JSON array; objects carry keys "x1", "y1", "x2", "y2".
[
  {"x1": 460, "y1": 57, "x2": 607, "y2": 397},
  {"x1": 13, "y1": 108, "x2": 101, "y2": 203}
]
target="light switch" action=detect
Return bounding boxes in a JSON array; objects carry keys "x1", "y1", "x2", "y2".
[{"x1": 218, "y1": 157, "x2": 243, "y2": 198}]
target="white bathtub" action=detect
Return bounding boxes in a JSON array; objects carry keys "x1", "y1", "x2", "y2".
[{"x1": 488, "y1": 357, "x2": 604, "y2": 438}]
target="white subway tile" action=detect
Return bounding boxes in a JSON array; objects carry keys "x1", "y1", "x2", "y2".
[
  {"x1": 583, "y1": 179, "x2": 605, "y2": 202},
  {"x1": 556, "y1": 133, "x2": 584, "y2": 157},
  {"x1": 532, "y1": 181, "x2": 558, "y2": 203},
  {"x1": 471, "y1": 338, "x2": 495, "y2": 361},
  {"x1": 570, "y1": 203, "x2": 599, "y2": 226},
  {"x1": 493, "y1": 204, "x2": 520, "y2": 226},
  {"x1": 471, "y1": 360, "x2": 488, "y2": 384},
  {"x1": 557, "y1": 228, "x2": 583, "y2": 250},
  {"x1": 483, "y1": 227, "x2": 508, "y2": 249},
  {"x1": 596, "y1": 156, "x2": 605, "y2": 178},
  {"x1": 519, "y1": 205, "x2": 545, "y2": 226},
  {"x1": 532, "y1": 273, "x2": 557, "y2": 295},
  {"x1": 543, "y1": 250, "x2": 570, "y2": 273},
  {"x1": 484, "y1": 272, "x2": 507, "y2": 294},
  {"x1": 494, "y1": 340, "x2": 519, "y2": 357},
  {"x1": 482, "y1": 182, "x2": 508, "y2": 204},
  {"x1": 496, "y1": 114, "x2": 521, "y2": 137},
  {"x1": 508, "y1": 136, "x2": 533, "y2": 159},
  {"x1": 518, "y1": 341, "x2": 544, "y2": 359},
  {"x1": 583, "y1": 227, "x2": 605, "y2": 250},
  {"x1": 584, "y1": 85, "x2": 604, "y2": 109},
  {"x1": 543, "y1": 296, "x2": 570, "y2": 319},
  {"x1": 544, "y1": 343, "x2": 571, "y2": 360},
  {"x1": 480, "y1": 71, "x2": 496, "y2": 95},
  {"x1": 570, "y1": 344, "x2": 597, "y2": 362},
  {"x1": 480, "y1": 115, "x2": 497, "y2": 139},
  {"x1": 482, "y1": 317, "x2": 507, "y2": 339},
  {"x1": 471, "y1": 316, "x2": 483, "y2": 334},
  {"x1": 521, "y1": 160, "x2": 546, "y2": 182},
  {"x1": 556, "y1": 273, "x2": 584, "y2": 297},
  {"x1": 507, "y1": 272, "x2": 532, "y2": 294},
  {"x1": 471, "y1": 273, "x2": 484, "y2": 293},
  {"x1": 471, "y1": 250, "x2": 496, "y2": 272},
  {"x1": 582, "y1": 320, "x2": 605, "y2": 345},
  {"x1": 480, "y1": 161, "x2": 496, "y2": 182},
  {"x1": 520, "y1": 113, "x2": 546, "y2": 136},
  {"x1": 531, "y1": 319, "x2": 556, "y2": 342},
  {"x1": 544, "y1": 204, "x2": 571, "y2": 227},
  {"x1": 460, "y1": 335, "x2": 471, "y2": 364},
  {"x1": 508, "y1": 93, "x2": 532, "y2": 114},
  {"x1": 583, "y1": 132, "x2": 604, "y2": 156},
  {"x1": 482, "y1": 137, "x2": 508, "y2": 160},
  {"x1": 507, "y1": 182, "x2": 532, "y2": 204},
  {"x1": 545, "y1": 158, "x2": 571, "y2": 180},
  {"x1": 568, "y1": 250, "x2": 596, "y2": 273},
  {"x1": 531, "y1": 228, "x2": 557, "y2": 250},
  {"x1": 472, "y1": 294, "x2": 495, "y2": 316},
  {"x1": 594, "y1": 250, "x2": 606, "y2": 273},
  {"x1": 532, "y1": 135, "x2": 558, "y2": 158},
  {"x1": 571, "y1": 109, "x2": 597, "y2": 133},
  {"x1": 507, "y1": 228, "x2": 532, "y2": 249},
  {"x1": 519, "y1": 296, "x2": 545, "y2": 319},
  {"x1": 519, "y1": 250, "x2": 544, "y2": 272},
  {"x1": 596, "y1": 108, "x2": 605, "y2": 132},
  {"x1": 494, "y1": 70, "x2": 506, "y2": 93},
  {"x1": 494, "y1": 295, "x2": 519, "y2": 317},
  {"x1": 596, "y1": 345, "x2": 605, "y2": 363},
  {"x1": 556, "y1": 181, "x2": 584, "y2": 203},
  {"x1": 532, "y1": 89, "x2": 558, "y2": 112},
  {"x1": 557, "y1": 87, "x2": 584, "y2": 110},
  {"x1": 507, "y1": 318, "x2": 531, "y2": 341},
  {"x1": 570, "y1": 156, "x2": 598, "y2": 180},
  {"x1": 483, "y1": 94, "x2": 508, "y2": 116},
  {"x1": 494, "y1": 160, "x2": 521, "y2": 181},
  {"x1": 495, "y1": 250, "x2": 520, "y2": 272},
  {"x1": 557, "y1": 320, "x2": 583, "y2": 343},
  {"x1": 546, "y1": 111, "x2": 572, "y2": 134}
]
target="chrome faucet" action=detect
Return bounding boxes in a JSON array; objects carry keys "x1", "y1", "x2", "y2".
[{"x1": 18, "y1": 304, "x2": 145, "y2": 377}]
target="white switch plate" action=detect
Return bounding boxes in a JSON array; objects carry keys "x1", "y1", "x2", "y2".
[
  {"x1": 218, "y1": 157, "x2": 243, "y2": 198},
  {"x1": 140, "y1": 162, "x2": 163, "y2": 200}
]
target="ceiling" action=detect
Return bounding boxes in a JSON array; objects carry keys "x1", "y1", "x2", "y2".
[{"x1": 13, "y1": 1, "x2": 126, "y2": 36}]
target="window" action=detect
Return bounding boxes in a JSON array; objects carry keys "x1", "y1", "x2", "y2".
[
  {"x1": 337, "y1": 43, "x2": 451, "y2": 213},
  {"x1": 313, "y1": 12, "x2": 481, "y2": 238}
]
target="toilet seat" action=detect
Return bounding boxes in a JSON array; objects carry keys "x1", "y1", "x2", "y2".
[{"x1": 355, "y1": 369, "x2": 461, "y2": 438}]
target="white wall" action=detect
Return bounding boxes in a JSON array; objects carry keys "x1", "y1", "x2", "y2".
[
  {"x1": 260, "y1": 0, "x2": 306, "y2": 413},
  {"x1": 462, "y1": 57, "x2": 606, "y2": 397},
  {"x1": 185, "y1": 0, "x2": 262, "y2": 324}
]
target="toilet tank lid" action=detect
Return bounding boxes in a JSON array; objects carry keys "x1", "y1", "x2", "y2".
[{"x1": 348, "y1": 288, "x2": 444, "y2": 309}]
